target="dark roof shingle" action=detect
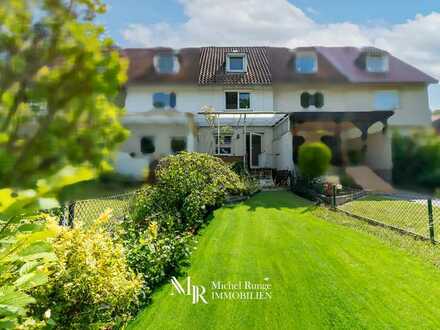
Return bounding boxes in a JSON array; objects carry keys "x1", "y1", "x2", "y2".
[
  {"x1": 198, "y1": 47, "x2": 272, "y2": 85},
  {"x1": 121, "y1": 46, "x2": 438, "y2": 86}
]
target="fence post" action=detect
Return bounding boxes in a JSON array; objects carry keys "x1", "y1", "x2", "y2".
[
  {"x1": 331, "y1": 185, "x2": 337, "y2": 210},
  {"x1": 68, "y1": 201, "x2": 75, "y2": 228},
  {"x1": 428, "y1": 199, "x2": 435, "y2": 243}
]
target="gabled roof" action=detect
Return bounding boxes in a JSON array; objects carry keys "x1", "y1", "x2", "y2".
[
  {"x1": 316, "y1": 47, "x2": 438, "y2": 84},
  {"x1": 121, "y1": 46, "x2": 438, "y2": 86},
  {"x1": 121, "y1": 47, "x2": 200, "y2": 84},
  {"x1": 199, "y1": 47, "x2": 271, "y2": 85}
]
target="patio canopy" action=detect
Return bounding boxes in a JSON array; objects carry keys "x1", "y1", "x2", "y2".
[
  {"x1": 290, "y1": 111, "x2": 395, "y2": 140},
  {"x1": 195, "y1": 111, "x2": 289, "y2": 127}
]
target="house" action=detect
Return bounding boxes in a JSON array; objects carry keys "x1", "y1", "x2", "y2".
[{"x1": 115, "y1": 46, "x2": 437, "y2": 182}]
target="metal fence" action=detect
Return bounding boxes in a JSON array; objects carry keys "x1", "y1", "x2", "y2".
[
  {"x1": 55, "y1": 191, "x2": 137, "y2": 227},
  {"x1": 336, "y1": 192, "x2": 440, "y2": 243},
  {"x1": 291, "y1": 179, "x2": 440, "y2": 243}
]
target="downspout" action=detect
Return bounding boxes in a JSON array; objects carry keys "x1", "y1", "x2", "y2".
[{"x1": 243, "y1": 114, "x2": 247, "y2": 170}]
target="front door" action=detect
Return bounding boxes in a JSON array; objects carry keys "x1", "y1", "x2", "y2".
[{"x1": 249, "y1": 133, "x2": 263, "y2": 168}]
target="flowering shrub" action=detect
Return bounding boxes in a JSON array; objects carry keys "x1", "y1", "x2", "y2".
[{"x1": 32, "y1": 211, "x2": 142, "y2": 329}]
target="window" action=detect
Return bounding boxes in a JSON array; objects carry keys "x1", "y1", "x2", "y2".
[
  {"x1": 226, "y1": 53, "x2": 247, "y2": 72},
  {"x1": 296, "y1": 52, "x2": 318, "y2": 73},
  {"x1": 300, "y1": 92, "x2": 324, "y2": 109},
  {"x1": 225, "y1": 92, "x2": 250, "y2": 110},
  {"x1": 374, "y1": 91, "x2": 399, "y2": 110},
  {"x1": 366, "y1": 54, "x2": 389, "y2": 73},
  {"x1": 214, "y1": 135, "x2": 232, "y2": 155},
  {"x1": 153, "y1": 92, "x2": 176, "y2": 108},
  {"x1": 154, "y1": 54, "x2": 179, "y2": 74},
  {"x1": 171, "y1": 137, "x2": 186, "y2": 154},
  {"x1": 140, "y1": 137, "x2": 155, "y2": 154}
]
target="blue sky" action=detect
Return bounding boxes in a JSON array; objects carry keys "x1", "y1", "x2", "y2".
[{"x1": 99, "y1": 0, "x2": 440, "y2": 110}]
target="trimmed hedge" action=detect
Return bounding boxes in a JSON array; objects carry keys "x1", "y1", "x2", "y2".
[{"x1": 298, "y1": 142, "x2": 332, "y2": 179}]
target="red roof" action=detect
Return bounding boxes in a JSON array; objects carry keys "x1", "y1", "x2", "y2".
[{"x1": 121, "y1": 46, "x2": 438, "y2": 86}]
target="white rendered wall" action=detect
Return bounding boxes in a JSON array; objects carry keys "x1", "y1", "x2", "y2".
[
  {"x1": 273, "y1": 84, "x2": 432, "y2": 128},
  {"x1": 125, "y1": 84, "x2": 274, "y2": 114}
]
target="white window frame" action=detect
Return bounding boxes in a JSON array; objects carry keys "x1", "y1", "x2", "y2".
[
  {"x1": 366, "y1": 54, "x2": 389, "y2": 73},
  {"x1": 226, "y1": 53, "x2": 247, "y2": 73},
  {"x1": 374, "y1": 90, "x2": 400, "y2": 111},
  {"x1": 214, "y1": 134, "x2": 233, "y2": 156},
  {"x1": 153, "y1": 54, "x2": 180, "y2": 74},
  {"x1": 224, "y1": 90, "x2": 252, "y2": 110},
  {"x1": 295, "y1": 51, "x2": 318, "y2": 74}
]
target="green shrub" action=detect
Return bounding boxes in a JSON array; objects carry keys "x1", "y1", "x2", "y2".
[
  {"x1": 33, "y1": 211, "x2": 142, "y2": 329},
  {"x1": 0, "y1": 213, "x2": 58, "y2": 329},
  {"x1": 298, "y1": 142, "x2": 332, "y2": 179},
  {"x1": 392, "y1": 130, "x2": 440, "y2": 190},
  {"x1": 124, "y1": 153, "x2": 246, "y2": 304},
  {"x1": 123, "y1": 220, "x2": 193, "y2": 303},
  {"x1": 154, "y1": 152, "x2": 244, "y2": 229}
]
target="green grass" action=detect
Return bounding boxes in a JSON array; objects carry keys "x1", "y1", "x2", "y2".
[
  {"x1": 340, "y1": 195, "x2": 440, "y2": 241},
  {"x1": 129, "y1": 191, "x2": 440, "y2": 329}
]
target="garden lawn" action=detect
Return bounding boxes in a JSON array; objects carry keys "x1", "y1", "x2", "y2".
[
  {"x1": 129, "y1": 191, "x2": 440, "y2": 329},
  {"x1": 339, "y1": 194, "x2": 440, "y2": 241}
]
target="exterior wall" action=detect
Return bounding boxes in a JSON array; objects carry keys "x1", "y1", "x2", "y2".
[
  {"x1": 197, "y1": 126, "x2": 274, "y2": 168},
  {"x1": 115, "y1": 122, "x2": 192, "y2": 179},
  {"x1": 120, "y1": 82, "x2": 432, "y2": 178},
  {"x1": 272, "y1": 132, "x2": 293, "y2": 170},
  {"x1": 125, "y1": 84, "x2": 273, "y2": 114},
  {"x1": 273, "y1": 83, "x2": 432, "y2": 128},
  {"x1": 343, "y1": 130, "x2": 392, "y2": 172}
]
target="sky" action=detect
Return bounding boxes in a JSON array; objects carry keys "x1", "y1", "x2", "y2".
[{"x1": 97, "y1": 0, "x2": 440, "y2": 110}]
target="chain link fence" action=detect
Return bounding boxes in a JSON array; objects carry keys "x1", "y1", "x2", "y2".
[
  {"x1": 337, "y1": 193, "x2": 440, "y2": 243},
  {"x1": 291, "y1": 179, "x2": 440, "y2": 243},
  {"x1": 55, "y1": 191, "x2": 138, "y2": 227}
]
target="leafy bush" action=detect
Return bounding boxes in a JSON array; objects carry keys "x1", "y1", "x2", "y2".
[
  {"x1": 298, "y1": 142, "x2": 332, "y2": 179},
  {"x1": 0, "y1": 214, "x2": 58, "y2": 329},
  {"x1": 154, "y1": 152, "x2": 244, "y2": 229},
  {"x1": 123, "y1": 219, "x2": 193, "y2": 303},
  {"x1": 124, "y1": 153, "x2": 246, "y2": 304},
  {"x1": 33, "y1": 211, "x2": 142, "y2": 329},
  {"x1": 393, "y1": 130, "x2": 440, "y2": 190}
]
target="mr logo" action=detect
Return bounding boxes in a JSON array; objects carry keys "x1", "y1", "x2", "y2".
[{"x1": 170, "y1": 276, "x2": 208, "y2": 304}]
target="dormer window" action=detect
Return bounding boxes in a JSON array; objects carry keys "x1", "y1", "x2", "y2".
[
  {"x1": 226, "y1": 53, "x2": 247, "y2": 73},
  {"x1": 366, "y1": 54, "x2": 389, "y2": 73},
  {"x1": 154, "y1": 54, "x2": 180, "y2": 74},
  {"x1": 296, "y1": 52, "x2": 318, "y2": 74}
]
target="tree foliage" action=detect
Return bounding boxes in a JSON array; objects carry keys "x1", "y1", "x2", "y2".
[
  {"x1": 0, "y1": 0, "x2": 129, "y2": 327},
  {"x1": 0, "y1": 0, "x2": 129, "y2": 189},
  {"x1": 393, "y1": 129, "x2": 440, "y2": 190}
]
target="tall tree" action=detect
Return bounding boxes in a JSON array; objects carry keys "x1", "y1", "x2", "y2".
[{"x1": 0, "y1": 0, "x2": 129, "y2": 189}]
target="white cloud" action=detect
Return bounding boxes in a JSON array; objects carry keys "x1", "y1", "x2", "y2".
[{"x1": 120, "y1": 0, "x2": 440, "y2": 79}]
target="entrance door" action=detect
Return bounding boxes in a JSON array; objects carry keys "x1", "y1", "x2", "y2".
[{"x1": 249, "y1": 133, "x2": 263, "y2": 168}]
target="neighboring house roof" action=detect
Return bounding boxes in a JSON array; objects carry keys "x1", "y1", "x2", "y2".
[
  {"x1": 199, "y1": 47, "x2": 271, "y2": 85},
  {"x1": 316, "y1": 47, "x2": 437, "y2": 84},
  {"x1": 121, "y1": 46, "x2": 438, "y2": 86},
  {"x1": 121, "y1": 47, "x2": 200, "y2": 84}
]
